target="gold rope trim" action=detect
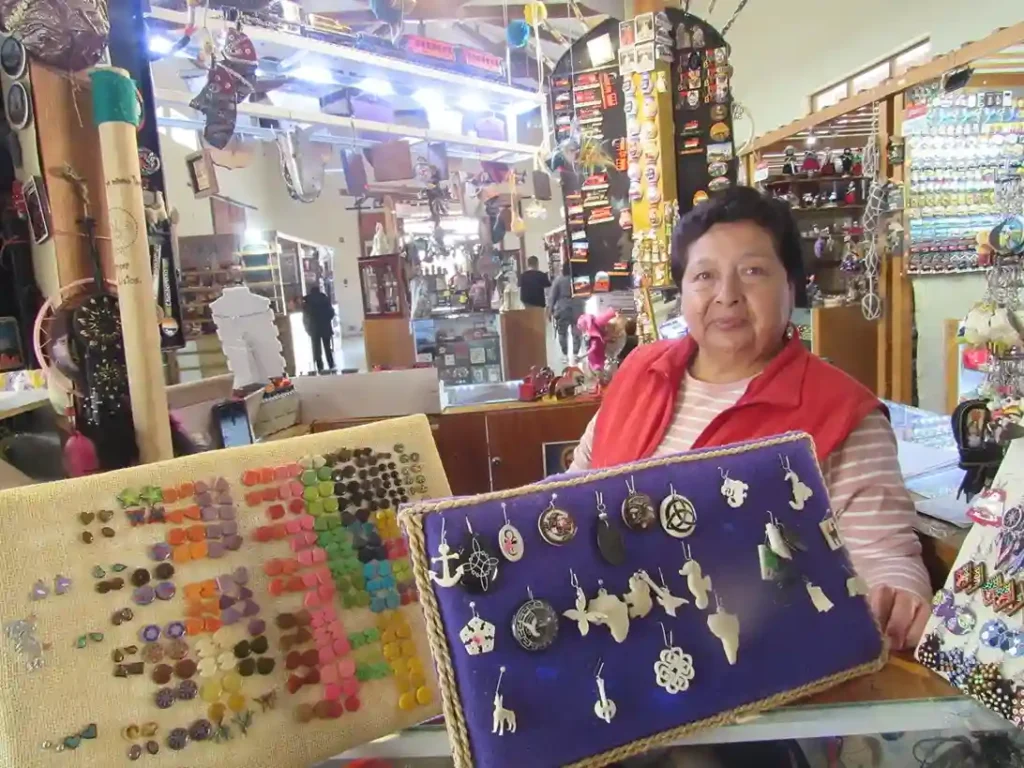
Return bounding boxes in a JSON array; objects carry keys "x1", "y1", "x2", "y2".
[{"x1": 400, "y1": 431, "x2": 890, "y2": 768}]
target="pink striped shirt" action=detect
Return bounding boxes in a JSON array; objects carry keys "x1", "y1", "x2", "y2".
[{"x1": 571, "y1": 373, "x2": 931, "y2": 602}]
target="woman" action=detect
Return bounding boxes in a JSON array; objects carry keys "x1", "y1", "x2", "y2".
[{"x1": 572, "y1": 187, "x2": 930, "y2": 650}]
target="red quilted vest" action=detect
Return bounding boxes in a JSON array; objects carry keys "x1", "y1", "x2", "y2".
[{"x1": 588, "y1": 332, "x2": 881, "y2": 468}]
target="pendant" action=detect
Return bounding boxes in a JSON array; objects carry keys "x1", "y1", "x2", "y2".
[
  {"x1": 819, "y1": 510, "x2": 843, "y2": 550},
  {"x1": 511, "y1": 591, "x2": 559, "y2": 652},
  {"x1": 765, "y1": 516, "x2": 792, "y2": 560},
  {"x1": 719, "y1": 468, "x2": 748, "y2": 508},
  {"x1": 428, "y1": 522, "x2": 465, "y2": 589},
  {"x1": 623, "y1": 572, "x2": 653, "y2": 618},
  {"x1": 498, "y1": 503, "x2": 524, "y2": 562},
  {"x1": 621, "y1": 476, "x2": 656, "y2": 531},
  {"x1": 678, "y1": 543, "x2": 712, "y2": 610},
  {"x1": 706, "y1": 594, "x2": 740, "y2": 665},
  {"x1": 593, "y1": 666, "x2": 616, "y2": 724},
  {"x1": 459, "y1": 519, "x2": 500, "y2": 593},
  {"x1": 538, "y1": 494, "x2": 577, "y2": 545},
  {"x1": 846, "y1": 575, "x2": 869, "y2": 597},
  {"x1": 594, "y1": 491, "x2": 625, "y2": 566},
  {"x1": 562, "y1": 571, "x2": 604, "y2": 637},
  {"x1": 805, "y1": 580, "x2": 834, "y2": 613},
  {"x1": 637, "y1": 569, "x2": 688, "y2": 617},
  {"x1": 780, "y1": 455, "x2": 813, "y2": 511},
  {"x1": 588, "y1": 584, "x2": 631, "y2": 643},
  {"x1": 653, "y1": 625, "x2": 694, "y2": 694},
  {"x1": 659, "y1": 484, "x2": 697, "y2": 539},
  {"x1": 491, "y1": 666, "x2": 517, "y2": 735},
  {"x1": 459, "y1": 602, "x2": 496, "y2": 655}
]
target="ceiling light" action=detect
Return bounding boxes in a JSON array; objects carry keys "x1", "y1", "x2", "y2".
[
  {"x1": 413, "y1": 88, "x2": 442, "y2": 107},
  {"x1": 291, "y1": 65, "x2": 337, "y2": 85},
  {"x1": 459, "y1": 94, "x2": 487, "y2": 112},
  {"x1": 356, "y1": 77, "x2": 394, "y2": 96},
  {"x1": 505, "y1": 100, "x2": 540, "y2": 116},
  {"x1": 148, "y1": 36, "x2": 174, "y2": 55},
  {"x1": 806, "y1": 133, "x2": 818, "y2": 146}
]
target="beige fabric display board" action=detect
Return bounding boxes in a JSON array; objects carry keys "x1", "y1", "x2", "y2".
[{"x1": 0, "y1": 415, "x2": 445, "y2": 767}]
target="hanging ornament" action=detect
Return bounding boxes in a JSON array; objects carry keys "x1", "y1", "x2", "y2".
[
  {"x1": 653, "y1": 624, "x2": 694, "y2": 694},
  {"x1": 819, "y1": 508, "x2": 844, "y2": 550},
  {"x1": 523, "y1": 1, "x2": 548, "y2": 26},
  {"x1": 511, "y1": 588, "x2": 559, "y2": 651},
  {"x1": 594, "y1": 491, "x2": 625, "y2": 565},
  {"x1": 623, "y1": 572, "x2": 653, "y2": 619},
  {"x1": 506, "y1": 20, "x2": 531, "y2": 49},
  {"x1": 459, "y1": 519, "x2": 500, "y2": 593},
  {"x1": 846, "y1": 574, "x2": 870, "y2": 598},
  {"x1": 805, "y1": 580, "x2": 834, "y2": 613},
  {"x1": 593, "y1": 663, "x2": 616, "y2": 724},
  {"x1": 678, "y1": 543, "x2": 712, "y2": 610},
  {"x1": 637, "y1": 569, "x2": 688, "y2": 617},
  {"x1": 659, "y1": 484, "x2": 697, "y2": 538},
  {"x1": 491, "y1": 666, "x2": 517, "y2": 735},
  {"x1": 538, "y1": 494, "x2": 577, "y2": 545},
  {"x1": 765, "y1": 513, "x2": 792, "y2": 560},
  {"x1": 562, "y1": 571, "x2": 604, "y2": 637},
  {"x1": 428, "y1": 520, "x2": 465, "y2": 588},
  {"x1": 780, "y1": 455, "x2": 813, "y2": 511},
  {"x1": 706, "y1": 593, "x2": 740, "y2": 665},
  {"x1": 497, "y1": 503, "x2": 524, "y2": 563},
  {"x1": 459, "y1": 602, "x2": 496, "y2": 655},
  {"x1": 719, "y1": 468, "x2": 748, "y2": 508},
  {"x1": 588, "y1": 582, "x2": 630, "y2": 643},
  {"x1": 0, "y1": 0, "x2": 109, "y2": 72}
]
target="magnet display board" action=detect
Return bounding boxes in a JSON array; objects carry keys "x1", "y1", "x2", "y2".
[
  {"x1": 0, "y1": 415, "x2": 445, "y2": 767},
  {"x1": 401, "y1": 431, "x2": 886, "y2": 768}
]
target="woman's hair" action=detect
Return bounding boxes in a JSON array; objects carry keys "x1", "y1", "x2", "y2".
[{"x1": 670, "y1": 187, "x2": 806, "y2": 302}]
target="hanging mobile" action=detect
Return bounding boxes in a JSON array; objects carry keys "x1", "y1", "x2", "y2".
[
  {"x1": 706, "y1": 591, "x2": 740, "y2": 665},
  {"x1": 511, "y1": 586, "x2": 560, "y2": 652},
  {"x1": 719, "y1": 468, "x2": 748, "y2": 508},
  {"x1": 594, "y1": 491, "x2": 626, "y2": 565},
  {"x1": 428, "y1": 519, "x2": 465, "y2": 588},
  {"x1": 459, "y1": 518, "x2": 500, "y2": 594},
  {"x1": 805, "y1": 578, "x2": 834, "y2": 613},
  {"x1": 497, "y1": 503, "x2": 524, "y2": 562},
  {"x1": 678, "y1": 543, "x2": 712, "y2": 610},
  {"x1": 491, "y1": 666, "x2": 517, "y2": 736},
  {"x1": 780, "y1": 455, "x2": 814, "y2": 510},
  {"x1": 593, "y1": 662, "x2": 616, "y2": 724},
  {"x1": 563, "y1": 570, "x2": 605, "y2": 637},
  {"x1": 623, "y1": 571, "x2": 653, "y2": 618},
  {"x1": 459, "y1": 602, "x2": 496, "y2": 655},
  {"x1": 653, "y1": 623, "x2": 695, "y2": 694},
  {"x1": 621, "y1": 476, "x2": 656, "y2": 531},
  {"x1": 538, "y1": 494, "x2": 578, "y2": 545},
  {"x1": 588, "y1": 580, "x2": 631, "y2": 643},
  {"x1": 637, "y1": 569, "x2": 688, "y2": 617},
  {"x1": 659, "y1": 484, "x2": 697, "y2": 538},
  {"x1": 819, "y1": 508, "x2": 844, "y2": 550}
]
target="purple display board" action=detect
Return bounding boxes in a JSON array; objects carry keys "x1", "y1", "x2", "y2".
[{"x1": 401, "y1": 432, "x2": 886, "y2": 768}]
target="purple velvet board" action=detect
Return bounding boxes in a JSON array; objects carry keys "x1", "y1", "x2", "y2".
[{"x1": 404, "y1": 432, "x2": 886, "y2": 768}]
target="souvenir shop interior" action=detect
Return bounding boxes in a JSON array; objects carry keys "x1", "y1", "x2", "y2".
[{"x1": 0, "y1": 0, "x2": 1024, "y2": 766}]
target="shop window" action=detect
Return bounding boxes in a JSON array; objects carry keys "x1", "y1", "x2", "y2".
[
  {"x1": 156, "y1": 107, "x2": 199, "y2": 151},
  {"x1": 852, "y1": 61, "x2": 889, "y2": 94},
  {"x1": 812, "y1": 82, "x2": 848, "y2": 112},
  {"x1": 894, "y1": 41, "x2": 931, "y2": 75},
  {"x1": 809, "y1": 38, "x2": 930, "y2": 113}
]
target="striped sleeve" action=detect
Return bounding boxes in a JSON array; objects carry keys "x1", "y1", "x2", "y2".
[
  {"x1": 823, "y1": 410, "x2": 932, "y2": 603},
  {"x1": 569, "y1": 413, "x2": 598, "y2": 471}
]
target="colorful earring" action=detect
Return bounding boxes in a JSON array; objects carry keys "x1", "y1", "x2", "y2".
[
  {"x1": 804, "y1": 578, "x2": 834, "y2": 613},
  {"x1": 491, "y1": 666, "x2": 517, "y2": 735},
  {"x1": 621, "y1": 476, "x2": 656, "y2": 531},
  {"x1": 588, "y1": 580, "x2": 631, "y2": 643},
  {"x1": 512, "y1": 586, "x2": 559, "y2": 652},
  {"x1": 563, "y1": 570, "x2": 604, "y2": 637},
  {"x1": 427, "y1": 520, "x2": 465, "y2": 589},
  {"x1": 460, "y1": 518, "x2": 500, "y2": 594},
  {"x1": 719, "y1": 468, "x2": 748, "y2": 508},
  {"x1": 459, "y1": 602, "x2": 496, "y2": 655},
  {"x1": 706, "y1": 592, "x2": 740, "y2": 665},
  {"x1": 497, "y1": 503, "x2": 524, "y2": 562},
  {"x1": 593, "y1": 662, "x2": 616, "y2": 724},
  {"x1": 679, "y1": 543, "x2": 712, "y2": 610},
  {"x1": 538, "y1": 494, "x2": 577, "y2": 545},
  {"x1": 819, "y1": 508, "x2": 843, "y2": 550},
  {"x1": 623, "y1": 571, "x2": 653, "y2": 619},
  {"x1": 659, "y1": 484, "x2": 697, "y2": 539},
  {"x1": 653, "y1": 623, "x2": 694, "y2": 694},
  {"x1": 780, "y1": 455, "x2": 813, "y2": 511},
  {"x1": 637, "y1": 569, "x2": 688, "y2": 617},
  {"x1": 594, "y1": 491, "x2": 625, "y2": 566}
]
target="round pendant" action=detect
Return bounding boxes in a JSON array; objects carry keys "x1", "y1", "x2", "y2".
[
  {"x1": 459, "y1": 535, "x2": 500, "y2": 593},
  {"x1": 660, "y1": 493, "x2": 697, "y2": 539},
  {"x1": 1005, "y1": 505, "x2": 1024, "y2": 533},
  {"x1": 498, "y1": 523, "x2": 524, "y2": 562},
  {"x1": 538, "y1": 505, "x2": 577, "y2": 545},
  {"x1": 511, "y1": 599, "x2": 559, "y2": 652},
  {"x1": 621, "y1": 491, "x2": 656, "y2": 531},
  {"x1": 596, "y1": 515, "x2": 626, "y2": 566}
]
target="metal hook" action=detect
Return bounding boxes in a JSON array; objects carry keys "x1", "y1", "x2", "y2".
[
  {"x1": 496, "y1": 665, "x2": 507, "y2": 692},
  {"x1": 469, "y1": 601, "x2": 479, "y2": 619},
  {"x1": 594, "y1": 659, "x2": 605, "y2": 679},
  {"x1": 502, "y1": 503, "x2": 509, "y2": 525},
  {"x1": 682, "y1": 542, "x2": 692, "y2": 561},
  {"x1": 527, "y1": 585, "x2": 534, "y2": 600},
  {"x1": 465, "y1": 517, "x2": 474, "y2": 534},
  {"x1": 439, "y1": 518, "x2": 447, "y2": 543},
  {"x1": 659, "y1": 621, "x2": 672, "y2": 648},
  {"x1": 658, "y1": 567, "x2": 668, "y2": 587},
  {"x1": 570, "y1": 569, "x2": 580, "y2": 589},
  {"x1": 719, "y1": 467, "x2": 729, "y2": 480}
]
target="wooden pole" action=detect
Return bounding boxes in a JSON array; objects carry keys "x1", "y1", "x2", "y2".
[{"x1": 90, "y1": 66, "x2": 173, "y2": 463}]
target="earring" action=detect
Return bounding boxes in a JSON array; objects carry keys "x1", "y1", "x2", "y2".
[
  {"x1": 459, "y1": 602, "x2": 496, "y2": 655},
  {"x1": 593, "y1": 662, "x2": 616, "y2": 724},
  {"x1": 719, "y1": 468, "x2": 748, "y2": 508},
  {"x1": 678, "y1": 543, "x2": 712, "y2": 610},
  {"x1": 511, "y1": 586, "x2": 559, "y2": 652},
  {"x1": 498, "y1": 503, "x2": 524, "y2": 563},
  {"x1": 659, "y1": 484, "x2": 697, "y2": 539},
  {"x1": 427, "y1": 520, "x2": 465, "y2": 589},
  {"x1": 780, "y1": 455, "x2": 813, "y2": 511},
  {"x1": 653, "y1": 623, "x2": 694, "y2": 694},
  {"x1": 621, "y1": 476, "x2": 656, "y2": 531},
  {"x1": 706, "y1": 592, "x2": 740, "y2": 665},
  {"x1": 819, "y1": 508, "x2": 844, "y2": 550},
  {"x1": 588, "y1": 580, "x2": 631, "y2": 643},
  {"x1": 623, "y1": 571, "x2": 653, "y2": 619},
  {"x1": 765, "y1": 513, "x2": 792, "y2": 560},
  {"x1": 491, "y1": 666, "x2": 517, "y2": 736},
  {"x1": 636, "y1": 569, "x2": 688, "y2": 617},
  {"x1": 562, "y1": 570, "x2": 604, "y2": 637},
  {"x1": 804, "y1": 578, "x2": 834, "y2": 613},
  {"x1": 460, "y1": 518, "x2": 500, "y2": 594},
  {"x1": 594, "y1": 492, "x2": 625, "y2": 566},
  {"x1": 538, "y1": 494, "x2": 578, "y2": 545}
]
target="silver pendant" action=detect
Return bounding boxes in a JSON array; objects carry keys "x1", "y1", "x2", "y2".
[
  {"x1": 781, "y1": 455, "x2": 814, "y2": 511},
  {"x1": 459, "y1": 601, "x2": 496, "y2": 655},
  {"x1": 678, "y1": 543, "x2": 712, "y2": 610},
  {"x1": 498, "y1": 502, "x2": 524, "y2": 562},
  {"x1": 538, "y1": 494, "x2": 577, "y2": 545},
  {"x1": 460, "y1": 519, "x2": 500, "y2": 593},
  {"x1": 621, "y1": 476, "x2": 656, "y2": 531},
  {"x1": 562, "y1": 570, "x2": 604, "y2": 637},
  {"x1": 512, "y1": 589, "x2": 559, "y2": 651},
  {"x1": 428, "y1": 520, "x2": 465, "y2": 588},
  {"x1": 623, "y1": 571, "x2": 653, "y2": 618},
  {"x1": 653, "y1": 624, "x2": 694, "y2": 694},
  {"x1": 637, "y1": 568, "x2": 688, "y2": 617},
  {"x1": 588, "y1": 583, "x2": 631, "y2": 643},
  {"x1": 595, "y1": 491, "x2": 625, "y2": 565},
  {"x1": 765, "y1": 515, "x2": 792, "y2": 560},
  {"x1": 491, "y1": 666, "x2": 517, "y2": 735},
  {"x1": 706, "y1": 592, "x2": 740, "y2": 665},
  {"x1": 593, "y1": 664, "x2": 616, "y2": 724},
  {"x1": 659, "y1": 484, "x2": 697, "y2": 538},
  {"x1": 719, "y1": 468, "x2": 748, "y2": 508}
]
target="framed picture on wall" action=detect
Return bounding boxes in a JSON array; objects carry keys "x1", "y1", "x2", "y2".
[{"x1": 185, "y1": 149, "x2": 219, "y2": 199}]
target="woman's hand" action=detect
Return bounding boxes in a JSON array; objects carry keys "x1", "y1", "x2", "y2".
[{"x1": 868, "y1": 585, "x2": 929, "y2": 650}]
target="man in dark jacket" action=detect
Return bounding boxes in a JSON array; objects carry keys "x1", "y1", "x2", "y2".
[{"x1": 302, "y1": 284, "x2": 336, "y2": 373}]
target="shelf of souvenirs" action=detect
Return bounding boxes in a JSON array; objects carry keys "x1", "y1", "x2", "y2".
[
  {"x1": 765, "y1": 175, "x2": 868, "y2": 187},
  {"x1": 146, "y1": 6, "x2": 542, "y2": 107}
]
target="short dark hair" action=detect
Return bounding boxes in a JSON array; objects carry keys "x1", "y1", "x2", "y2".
[
  {"x1": 671, "y1": 187, "x2": 805, "y2": 303},
  {"x1": 527, "y1": 256, "x2": 539, "y2": 268}
]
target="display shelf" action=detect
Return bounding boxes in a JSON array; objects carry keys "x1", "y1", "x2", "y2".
[
  {"x1": 792, "y1": 205, "x2": 866, "y2": 214},
  {"x1": 767, "y1": 175, "x2": 867, "y2": 187}
]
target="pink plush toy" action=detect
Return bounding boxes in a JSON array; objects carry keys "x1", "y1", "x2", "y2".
[{"x1": 577, "y1": 309, "x2": 626, "y2": 372}]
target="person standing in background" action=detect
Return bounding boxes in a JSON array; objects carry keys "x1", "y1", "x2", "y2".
[
  {"x1": 518, "y1": 256, "x2": 550, "y2": 308},
  {"x1": 547, "y1": 261, "x2": 583, "y2": 364},
  {"x1": 302, "y1": 284, "x2": 336, "y2": 373}
]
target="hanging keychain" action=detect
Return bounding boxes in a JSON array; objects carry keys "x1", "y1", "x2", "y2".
[
  {"x1": 459, "y1": 518, "x2": 500, "y2": 593},
  {"x1": 804, "y1": 578, "x2": 834, "y2": 613},
  {"x1": 844, "y1": 566, "x2": 870, "y2": 598},
  {"x1": 428, "y1": 519, "x2": 465, "y2": 588},
  {"x1": 819, "y1": 507, "x2": 844, "y2": 550},
  {"x1": 512, "y1": 586, "x2": 560, "y2": 651},
  {"x1": 765, "y1": 512, "x2": 792, "y2": 560},
  {"x1": 621, "y1": 476, "x2": 656, "y2": 530},
  {"x1": 637, "y1": 569, "x2": 688, "y2": 617},
  {"x1": 679, "y1": 543, "x2": 712, "y2": 610},
  {"x1": 498, "y1": 502, "x2": 524, "y2": 562}
]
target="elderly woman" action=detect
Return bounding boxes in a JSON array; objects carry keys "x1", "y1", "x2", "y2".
[{"x1": 572, "y1": 187, "x2": 930, "y2": 650}]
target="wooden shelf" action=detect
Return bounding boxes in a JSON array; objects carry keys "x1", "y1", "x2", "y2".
[
  {"x1": 792, "y1": 205, "x2": 865, "y2": 214},
  {"x1": 767, "y1": 175, "x2": 866, "y2": 186}
]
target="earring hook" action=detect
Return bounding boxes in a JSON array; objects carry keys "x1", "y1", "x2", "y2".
[
  {"x1": 502, "y1": 503, "x2": 509, "y2": 525},
  {"x1": 659, "y1": 621, "x2": 672, "y2": 647},
  {"x1": 465, "y1": 517, "x2": 474, "y2": 534}
]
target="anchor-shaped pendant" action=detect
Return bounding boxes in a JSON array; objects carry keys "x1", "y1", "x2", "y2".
[{"x1": 428, "y1": 520, "x2": 465, "y2": 588}]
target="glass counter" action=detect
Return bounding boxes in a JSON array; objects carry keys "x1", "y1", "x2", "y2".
[{"x1": 412, "y1": 311, "x2": 504, "y2": 386}]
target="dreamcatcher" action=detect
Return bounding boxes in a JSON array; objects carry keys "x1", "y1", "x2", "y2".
[
  {"x1": 859, "y1": 104, "x2": 885, "y2": 321},
  {"x1": 0, "y1": 0, "x2": 108, "y2": 72},
  {"x1": 189, "y1": 24, "x2": 258, "y2": 150}
]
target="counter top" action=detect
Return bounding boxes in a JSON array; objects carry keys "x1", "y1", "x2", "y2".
[
  {"x1": 444, "y1": 394, "x2": 602, "y2": 415},
  {"x1": 0, "y1": 389, "x2": 49, "y2": 421}
]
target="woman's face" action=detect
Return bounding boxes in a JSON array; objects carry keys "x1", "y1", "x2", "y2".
[{"x1": 680, "y1": 220, "x2": 794, "y2": 362}]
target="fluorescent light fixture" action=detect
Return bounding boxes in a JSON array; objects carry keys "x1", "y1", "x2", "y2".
[
  {"x1": 459, "y1": 94, "x2": 487, "y2": 112},
  {"x1": 805, "y1": 133, "x2": 817, "y2": 146},
  {"x1": 428, "y1": 108, "x2": 463, "y2": 134},
  {"x1": 413, "y1": 88, "x2": 442, "y2": 107},
  {"x1": 244, "y1": 228, "x2": 265, "y2": 245},
  {"x1": 291, "y1": 65, "x2": 337, "y2": 85},
  {"x1": 356, "y1": 77, "x2": 394, "y2": 96},
  {"x1": 505, "y1": 100, "x2": 539, "y2": 116},
  {"x1": 587, "y1": 34, "x2": 615, "y2": 67},
  {"x1": 148, "y1": 36, "x2": 175, "y2": 55}
]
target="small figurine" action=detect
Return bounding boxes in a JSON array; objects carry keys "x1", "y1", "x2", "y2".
[
  {"x1": 801, "y1": 192, "x2": 817, "y2": 209},
  {"x1": 840, "y1": 148, "x2": 855, "y2": 176},
  {"x1": 801, "y1": 150, "x2": 820, "y2": 175},
  {"x1": 844, "y1": 182, "x2": 857, "y2": 206},
  {"x1": 781, "y1": 146, "x2": 798, "y2": 176},
  {"x1": 852, "y1": 150, "x2": 863, "y2": 176},
  {"x1": 371, "y1": 222, "x2": 392, "y2": 256},
  {"x1": 820, "y1": 148, "x2": 836, "y2": 177}
]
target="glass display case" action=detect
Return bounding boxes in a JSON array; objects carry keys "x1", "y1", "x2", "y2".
[
  {"x1": 358, "y1": 253, "x2": 407, "y2": 319},
  {"x1": 411, "y1": 311, "x2": 504, "y2": 385}
]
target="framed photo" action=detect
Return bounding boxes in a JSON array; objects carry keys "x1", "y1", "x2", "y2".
[
  {"x1": 618, "y1": 20, "x2": 636, "y2": 48},
  {"x1": 635, "y1": 42, "x2": 656, "y2": 73},
  {"x1": 185, "y1": 149, "x2": 219, "y2": 199},
  {"x1": 635, "y1": 12, "x2": 655, "y2": 43},
  {"x1": 618, "y1": 46, "x2": 636, "y2": 75}
]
